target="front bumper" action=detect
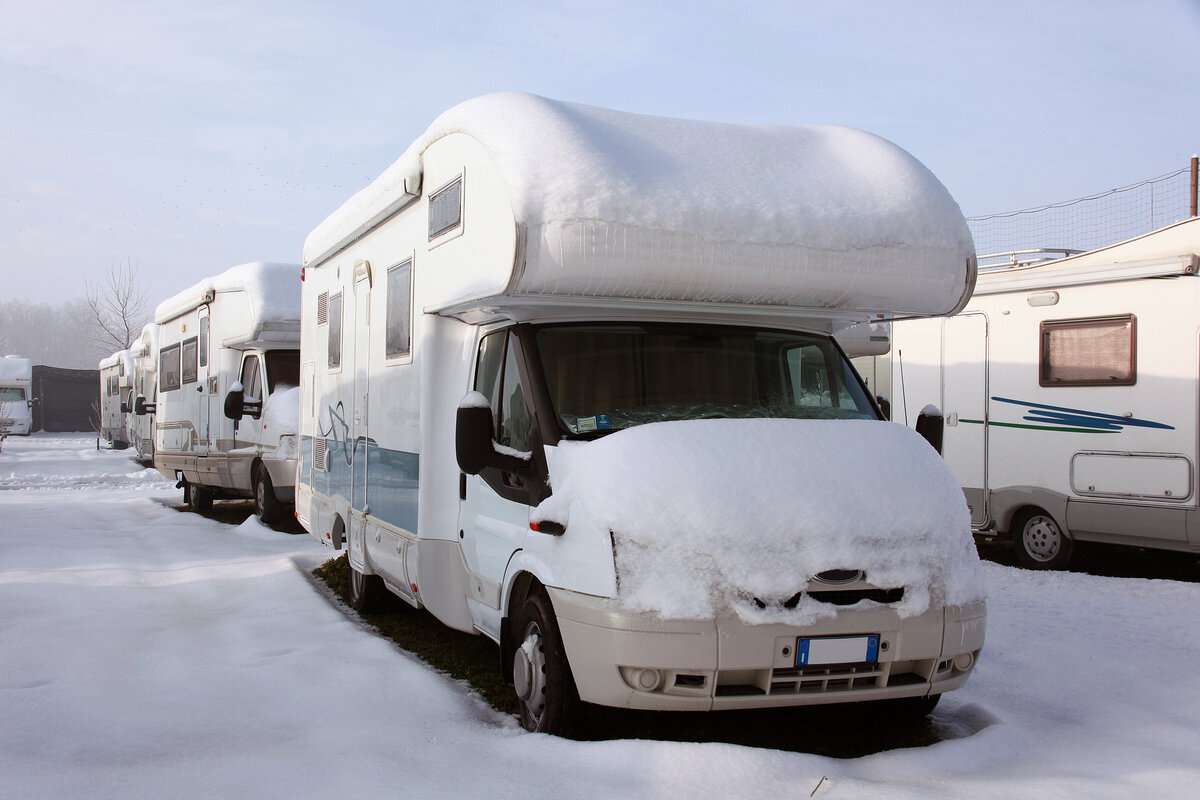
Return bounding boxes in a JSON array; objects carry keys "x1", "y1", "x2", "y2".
[{"x1": 548, "y1": 586, "x2": 986, "y2": 711}]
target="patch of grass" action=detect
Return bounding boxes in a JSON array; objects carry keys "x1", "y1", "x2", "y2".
[{"x1": 313, "y1": 554, "x2": 518, "y2": 716}]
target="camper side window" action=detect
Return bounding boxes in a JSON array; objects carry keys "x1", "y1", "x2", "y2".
[
  {"x1": 181, "y1": 338, "x2": 198, "y2": 385},
  {"x1": 386, "y1": 260, "x2": 412, "y2": 359},
  {"x1": 160, "y1": 345, "x2": 181, "y2": 392},
  {"x1": 328, "y1": 293, "x2": 343, "y2": 370},
  {"x1": 1040, "y1": 316, "x2": 1136, "y2": 386}
]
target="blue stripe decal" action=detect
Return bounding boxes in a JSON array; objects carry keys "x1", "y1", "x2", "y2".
[
  {"x1": 301, "y1": 433, "x2": 419, "y2": 534},
  {"x1": 991, "y1": 397, "x2": 1174, "y2": 432}
]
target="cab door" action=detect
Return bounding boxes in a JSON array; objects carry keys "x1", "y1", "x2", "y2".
[{"x1": 457, "y1": 328, "x2": 538, "y2": 638}]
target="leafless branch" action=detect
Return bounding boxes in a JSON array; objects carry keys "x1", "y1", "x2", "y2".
[{"x1": 85, "y1": 260, "x2": 150, "y2": 354}]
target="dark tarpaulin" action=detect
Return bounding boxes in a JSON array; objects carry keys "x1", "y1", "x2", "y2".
[{"x1": 31, "y1": 365, "x2": 99, "y2": 432}]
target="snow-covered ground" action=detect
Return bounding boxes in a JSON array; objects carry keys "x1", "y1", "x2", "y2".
[{"x1": 2, "y1": 434, "x2": 1198, "y2": 799}]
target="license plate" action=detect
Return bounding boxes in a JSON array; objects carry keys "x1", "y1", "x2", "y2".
[{"x1": 795, "y1": 635, "x2": 880, "y2": 666}]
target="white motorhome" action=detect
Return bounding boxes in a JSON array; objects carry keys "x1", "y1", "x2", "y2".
[
  {"x1": 891, "y1": 217, "x2": 1200, "y2": 569},
  {"x1": 98, "y1": 351, "x2": 132, "y2": 449},
  {"x1": 298, "y1": 93, "x2": 986, "y2": 735},
  {"x1": 127, "y1": 323, "x2": 159, "y2": 464},
  {"x1": 149, "y1": 262, "x2": 301, "y2": 522},
  {"x1": 0, "y1": 355, "x2": 34, "y2": 437}
]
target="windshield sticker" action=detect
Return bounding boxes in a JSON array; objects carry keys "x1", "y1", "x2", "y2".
[{"x1": 577, "y1": 415, "x2": 612, "y2": 433}]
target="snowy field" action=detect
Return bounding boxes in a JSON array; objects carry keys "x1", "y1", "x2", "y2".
[{"x1": 2, "y1": 433, "x2": 1199, "y2": 799}]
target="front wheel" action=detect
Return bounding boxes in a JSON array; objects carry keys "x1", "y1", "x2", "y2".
[
  {"x1": 512, "y1": 592, "x2": 581, "y2": 736},
  {"x1": 185, "y1": 481, "x2": 213, "y2": 513},
  {"x1": 347, "y1": 559, "x2": 385, "y2": 613},
  {"x1": 253, "y1": 464, "x2": 282, "y2": 524},
  {"x1": 1014, "y1": 509, "x2": 1073, "y2": 570}
]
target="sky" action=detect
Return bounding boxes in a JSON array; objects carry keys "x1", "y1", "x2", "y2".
[{"x1": 2, "y1": 0, "x2": 1199, "y2": 307}]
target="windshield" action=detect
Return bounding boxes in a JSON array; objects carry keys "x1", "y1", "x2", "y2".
[
  {"x1": 0, "y1": 387, "x2": 26, "y2": 402},
  {"x1": 535, "y1": 323, "x2": 877, "y2": 436},
  {"x1": 264, "y1": 350, "x2": 300, "y2": 393}
]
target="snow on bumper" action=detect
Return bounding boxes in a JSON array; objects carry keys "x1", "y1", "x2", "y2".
[{"x1": 548, "y1": 586, "x2": 985, "y2": 711}]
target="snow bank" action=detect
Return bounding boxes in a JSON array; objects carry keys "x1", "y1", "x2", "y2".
[
  {"x1": 535, "y1": 419, "x2": 984, "y2": 624},
  {"x1": 0, "y1": 355, "x2": 32, "y2": 381},
  {"x1": 154, "y1": 262, "x2": 301, "y2": 325}
]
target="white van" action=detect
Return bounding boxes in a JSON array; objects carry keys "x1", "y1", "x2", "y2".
[
  {"x1": 297, "y1": 93, "x2": 987, "y2": 734},
  {"x1": 98, "y1": 351, "x2": 132, "y2": 449},
  {"x1": 0, "y1": 355, "x2": 34, "y2": 437},
  {"x1": 148, "y1": 262, "x2": 301, "y2": 522},
  {"x1": 892, "y1": 217, "x2": 1200, "y2": 568},
  {"x1": 127, "y1": 323, "x2": 159, "y2": 465}
]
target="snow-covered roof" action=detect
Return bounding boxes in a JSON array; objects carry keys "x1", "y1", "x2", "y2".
[
  {"x1": 305, "y1": 92, "x2": 976, "y2": 319},
  {"x1": 154, "y1": 262, "x2": 301, "y2": 325},
  {"x1": 0, "y1": 355, "x2": 33, "y2": 381}
]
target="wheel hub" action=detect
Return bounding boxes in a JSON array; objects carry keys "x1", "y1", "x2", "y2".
[
  {"x1": 514, "y1": 626, "x2": 546, "y2": 717},
  {"x1": 1024, "y1": 516, "x2": 1060, "y2": 561}
]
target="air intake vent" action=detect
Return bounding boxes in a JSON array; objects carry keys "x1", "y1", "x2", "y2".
[
  {"x1": 313, "y1": 438, "x2": 327, "y2": 472},
  {"x1": 317, "y1": 292, "x2": 329, "y2": 325}
]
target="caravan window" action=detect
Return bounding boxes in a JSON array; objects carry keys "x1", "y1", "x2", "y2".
[
  {"x1": 181, "y1": 338, "x2": 198, "y2": 385},
  {"x1": 199, "y1": 317, "x2": 208, "y2": 367},
  {"x1": 328, "y1": 293, "x2": 343, "y2": 370},
  {"x1": 535, "y1": 322, "x2": 876, "y2": 437},
  {"x1": 386, "y1": 260, "x2": 412, "y2": 359},
  {"x1": 0, "y1": 387, "x2": 26, "y2": 401},
  {"x1": 160, "y1": 345, "x2": 181, "y2": 392},
  {"x1": 1040, "y1": 315, "x2": 1136, "y2": 386}
]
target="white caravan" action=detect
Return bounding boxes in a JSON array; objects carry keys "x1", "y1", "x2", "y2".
[
  {"x1": 297, "y1": 93, "x2": 987, "y2": 735},
  {"x1": 98, "y1": 351, "x2": 132, "y2": 449},
  {"x1": 0, "y1": 355, "x2": 34, "y2": 437},
  {"x1": 127, "y1": 323, "x2": 159, "y2": 464},
  {"x1": 149, "y1": 262, "x2": 301, "y2": 522},
  {"x1": 891, "y1": 217, "x2": 1200, "y2": 569}
]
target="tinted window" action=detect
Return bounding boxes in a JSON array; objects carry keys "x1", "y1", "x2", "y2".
[
  {"x1": 181, "y1": 338, "x2": 198, "y2": 385},
  {"x1": 159, "y1": 345, "x2": 181, "y2": 392},
  {"x1": 386, "y1": 260, "x2": 412, "y2": 359},
  {"x1": 328, "y1": 293, "x2": 343, "y2": 370}
]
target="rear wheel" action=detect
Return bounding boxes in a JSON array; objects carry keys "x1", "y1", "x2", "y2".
[
  {"x1": 512, "y1": 592, "x2": 581, "y2": 736},
  {"x1": 185, "y1": 481, "x2": 213, "y2": 513},
  {"x1": 253, "y1": 464, "x2": 282, "y2": 524},
  {"x1": 347, "y1": 558, "x2": 385, "y2": 613},
  {"x1": 1014, "y1": 509, "x2": 1072, "y2": 570}
]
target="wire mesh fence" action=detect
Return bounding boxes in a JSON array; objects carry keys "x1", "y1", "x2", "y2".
[{"x1": 967, "y1": 161, "x2": 1197, "y2": 262}]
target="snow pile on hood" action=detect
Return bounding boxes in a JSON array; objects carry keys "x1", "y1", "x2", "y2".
[
  {"x1": 263, "y1": 386, "x2": 300, "y2": 438},
  {"x1": 534, "y1": 419, "x2": 985, "y2": 625}
]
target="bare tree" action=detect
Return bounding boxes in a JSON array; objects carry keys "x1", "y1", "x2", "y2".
[{"x1": 86, "y1": 261, "x2": 150, "y2": 354}]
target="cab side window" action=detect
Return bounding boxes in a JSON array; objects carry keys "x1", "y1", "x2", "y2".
[
  {"x1": 473, "y1": 329, "x2": 531, "y2": 453},
  {"x1": 241, "y1": 356, "x2": 262, "y2": 402}
]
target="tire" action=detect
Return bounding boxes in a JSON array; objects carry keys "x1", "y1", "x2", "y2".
[
  {"x1": 346, "y1": 559, "x2": 385, "y2": 613},
  {"x1": 253, "y1": 464, "x2": 283, "y2": 524},
  {"x1": 512, "y1": 592, "x2": 581, "y2": 736},
  {"x1": 185, "y1": 481, "x2": 213, "y2": 513},
  {"x1": 1014, "y1": 509, "x2": 1073, "y2": 570}
]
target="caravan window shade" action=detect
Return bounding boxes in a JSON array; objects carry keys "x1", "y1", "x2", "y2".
[
  {"x1": 328, "y1": 293, "x2": 343, "y2": 370},
  {"x1": 386, "y1": 260, "x2": 412, "y2": 359},
  {"x1": 181, "y1": 338, "x2": 198, "y2": 385},
  {"x1": 1040, "y1": 316, "x2": 1136, "y2": 386},
  {"x1": 160, "y1": 345, "x2": 181, "y2": 392}
]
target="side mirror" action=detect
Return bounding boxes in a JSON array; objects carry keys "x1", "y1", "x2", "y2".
[
  {"x1": 120, "y1": 401, "x2": 130, "y2": 414},
  {"x1": 455, "y1": 393, "x2": 530, "y2": 475},
  {"x1": 875, "y1": 394, "x2": 891, "y2": 421},
  {"x1": 916, "y1": 405, "x2": 944, "y2": 455},
  {"x1": 224, "y1": 389, "x2": 245, "y2": 420},
  {"x1": 134, "y1": 395, "x2": 156, "y2": 416}
]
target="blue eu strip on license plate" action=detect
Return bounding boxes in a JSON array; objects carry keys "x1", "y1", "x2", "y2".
[{"x1": 796, "y1": 635, "x2": 880, "y2": 666}]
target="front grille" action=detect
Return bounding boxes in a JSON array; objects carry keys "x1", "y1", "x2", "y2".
[{"x1": 808, "y1": 587, "x2": 904, "y2": 606}]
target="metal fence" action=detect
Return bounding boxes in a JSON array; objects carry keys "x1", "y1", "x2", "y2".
[{"x1": 967, "y1": 158, "x2": 1198, "y2": 262}]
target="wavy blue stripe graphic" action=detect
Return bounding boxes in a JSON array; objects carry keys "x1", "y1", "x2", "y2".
[{"x1": 991, "y1": 397, "x2": 1174, "y2": 432}]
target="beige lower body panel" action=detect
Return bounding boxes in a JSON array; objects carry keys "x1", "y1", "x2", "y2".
[{"x1": 548, "y1": 587, "x2": 985, "y2": 711}]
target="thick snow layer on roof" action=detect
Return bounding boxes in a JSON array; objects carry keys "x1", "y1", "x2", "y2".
[
  {"x1": 535, "y1": 418, "x2": 984, "y2": 624},
  {"x1": 154, "y1": 262, "x2": 300, "y2": 324},
  {"x1": 305, "y1": 93, "x2": 975, "y2": 317},
  {"x1": 0, "y1": 356, "x2": 33, "y2": 381}
]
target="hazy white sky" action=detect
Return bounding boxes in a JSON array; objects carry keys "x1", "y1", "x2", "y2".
[{"x1": 2, "y1": 0, "x2": 1199, "y2": 306}]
